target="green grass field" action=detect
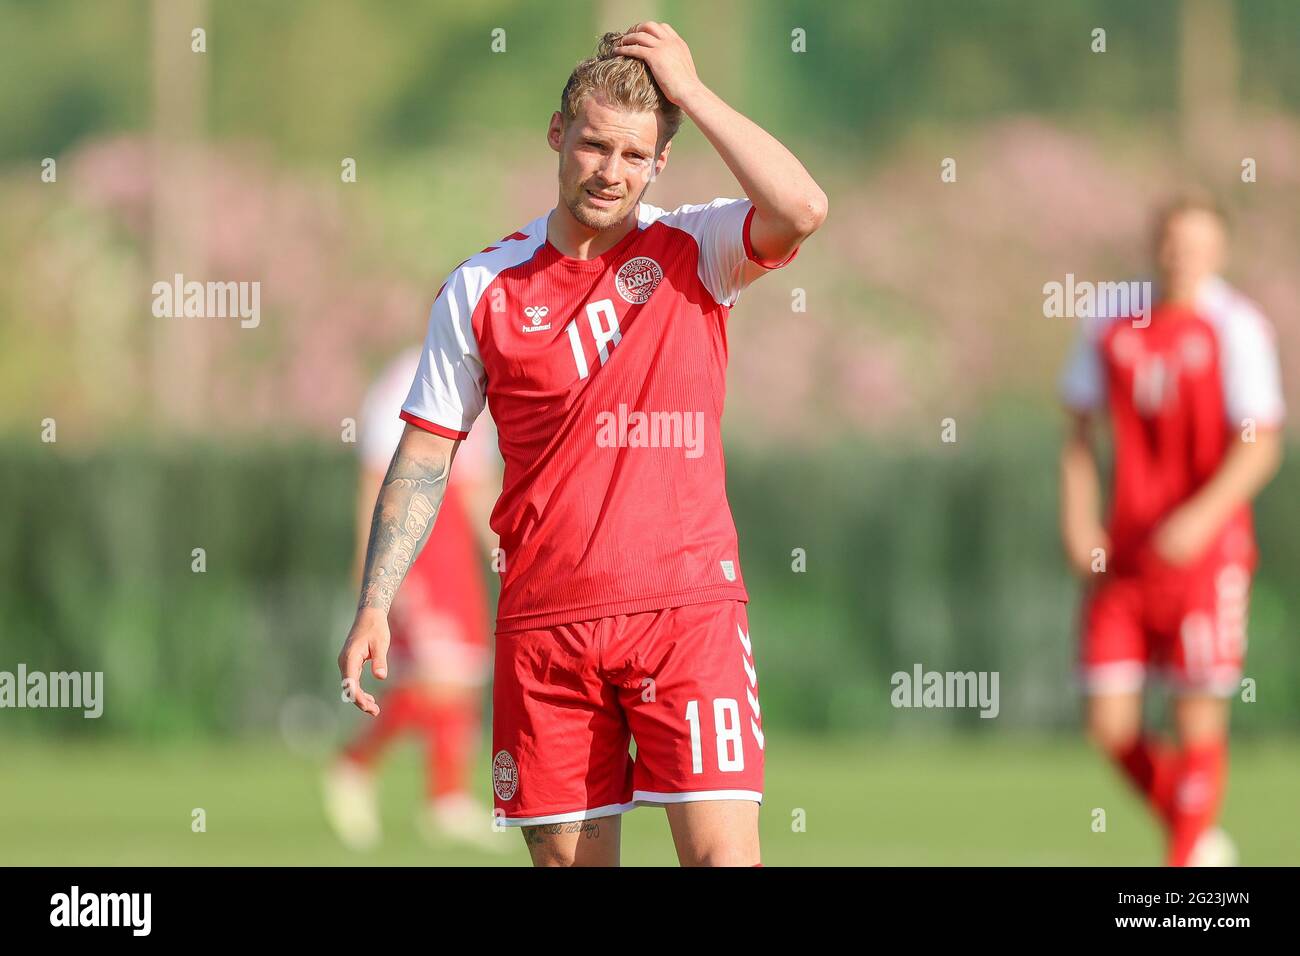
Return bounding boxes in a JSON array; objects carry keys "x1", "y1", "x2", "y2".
[{"x1": 2, "y1": 735, "x2": 1297, "y2": 866}]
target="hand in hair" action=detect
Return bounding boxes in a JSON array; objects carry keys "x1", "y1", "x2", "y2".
[{"x1": 613, "y1": 22, "x2": 703, "y2": 108}]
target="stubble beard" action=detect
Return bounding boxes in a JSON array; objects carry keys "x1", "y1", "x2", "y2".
[{"x1": 562, "y1": 166, "x2": 641, "y2": 231}]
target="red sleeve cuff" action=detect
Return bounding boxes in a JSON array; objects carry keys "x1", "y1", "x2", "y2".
[
  {"x1": 742, "y1": 205, "x2": 800, "y2": 269},
  {"x1": 400, "y1": 410, "x2": 469, "y2": 440}
]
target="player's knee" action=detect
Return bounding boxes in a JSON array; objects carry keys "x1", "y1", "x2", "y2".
[
  {"x1": 528, "y1": 848, "x2": 579, "y2": 867},
  {"x1": 681, "y1": 848, "x2": 760, "y2": 867},
  {"x1": 1175, "y1": 696, "x2": 1229, "y2": 746},
  {"x1": 676, "y1": 838, "x2": 760, "y2": 867},
  {"x1": 529, "y1": 849, "x2": 615, "y2": 868},
  {"x1": 522, "y1": 837, "x2": 576, "y2": 867},
  {"x1": 521, "y1": 833, "x2": 601, "y2": 867},
  {"x1": 1085, "y1": 714, "x2": 1140, "y2": 756}
]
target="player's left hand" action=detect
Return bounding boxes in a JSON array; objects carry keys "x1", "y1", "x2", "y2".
[
  {"x1": 613, "y1": 22, "x2": 703, "y2": 107},
  {"x1": 338, "y1": 608, "x2": 391, "y2": 717},
  {"x1": 1151, "y1": 505, "x2": 1215, "y2": 567}
]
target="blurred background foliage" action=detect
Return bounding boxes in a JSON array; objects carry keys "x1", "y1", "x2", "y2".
[
  {"x1": 3, "y1": 427, "x2": 1297, "y2": 738},
  {"x1": 0, "y1": 0, "x2": 1296, "y2": 739},
  {"x1": 7, "y1": 0, "x2": 1300, "y2": 164}
]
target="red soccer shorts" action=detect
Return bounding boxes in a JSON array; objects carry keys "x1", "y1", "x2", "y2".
[
  {"x1": 490, "y1": 600, "x2": 765, "y2": 826},
  {"x1": 1078, "y1": 555, "x2": 1251, "y2": 698}
]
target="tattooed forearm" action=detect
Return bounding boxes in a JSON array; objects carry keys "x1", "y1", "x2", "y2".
[
  {"x1": 356, "y1": 443, "x2": 451, "y2": 614},
  {"x1": 521, "y1": 820, "x2": 602, "y2": 846}
]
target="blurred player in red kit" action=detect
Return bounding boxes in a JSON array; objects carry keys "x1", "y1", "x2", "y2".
[
  {"x1": 324, "y1": 347, "x2": 503, "y2": 852},
  {"x1": 337, "y1": 23, "x2": 826, "y2": 866},
  {"x1": 1059, "y1": 193, "x2": 1285, "y2": 865}
]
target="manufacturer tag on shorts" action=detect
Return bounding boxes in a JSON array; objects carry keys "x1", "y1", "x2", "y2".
[{"x1": 720, "y1": 560, "x2": 736, "y2": 582}]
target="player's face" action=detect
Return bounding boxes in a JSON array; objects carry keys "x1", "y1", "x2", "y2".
[
  {"x1": 549, "y1": 94, "x2": 669, "y2": 231},
  {"x1": 1156, "y1": 209, "x2": 1226, "y2": 293}
]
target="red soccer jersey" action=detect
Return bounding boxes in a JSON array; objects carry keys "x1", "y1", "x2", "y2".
[
  {"x1": 401, "y1": 199, "x2": 798, "y2": 632},
  {"x1": 1060, "y1": 277, "x2": 1285, "y2": 573}
]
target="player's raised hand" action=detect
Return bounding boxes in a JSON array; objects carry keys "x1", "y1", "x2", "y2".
[
  {"x1": 613, "y1": 22, "x2": 702, "y2": 107},
  {"x1": 337, "y1": 608, "x2": 390, "y2": 716}
]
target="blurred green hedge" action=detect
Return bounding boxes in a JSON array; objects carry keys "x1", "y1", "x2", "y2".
[
  {"x1": 8, "y1": 0, "x2": 1300, "y2": 164},
  {"x1": 1, "y1": 426, "x2": 1296, "y2": 738}
]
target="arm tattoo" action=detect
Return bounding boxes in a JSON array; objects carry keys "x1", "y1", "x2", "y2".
[
  {"x1": 356, "y1": 442, "x2": 451, "y2": 614},
  {"x1": 521, "y1": 820, "x2": 601, "y2": 846}
]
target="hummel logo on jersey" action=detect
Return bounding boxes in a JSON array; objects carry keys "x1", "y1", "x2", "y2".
[{"x1": 522, "y1": 305, "x2": 551, "y2": 333}]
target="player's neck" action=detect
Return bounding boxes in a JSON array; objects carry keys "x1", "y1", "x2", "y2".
[
  {"x1": 546, "y1": 204, "x2": 638, "y2": 261},
  {"x1": 1156, "y1": 273, "x2": 1212, "y2": 312}
]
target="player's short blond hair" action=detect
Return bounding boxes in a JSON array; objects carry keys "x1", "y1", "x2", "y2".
[
  {"x1": 1154, "y1": 189, "x2": 1230, "y2": 237},
  {"x1": 560, "y1": 31, "x2": 683, "y2": 146}
]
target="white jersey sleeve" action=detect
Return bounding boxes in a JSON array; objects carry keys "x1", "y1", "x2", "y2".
[
  {"x1": 1057, "y1": 283, "x2": 1143, "y2": 412},
  {"x1": 401, "y1": 268, "x2": 488, "y2": 439},
  {"x1": 1059, "y1": 310, "x2": 1129, "y2": 413},
  {"x1": 652, "y1": 198, "x2": 799, "y2": 308},
  {"x1": 1059, "y1": 328, "x2": 1103, "y2": 412},
  {"x1": 1201, "y1": 279, "x2": 1286, "y2": 427}
]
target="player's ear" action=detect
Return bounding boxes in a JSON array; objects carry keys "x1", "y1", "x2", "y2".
[
  {"x1": 547, "y1": 112, "x2": 565, "y2": 153},
  {"x1": 653, "y1": 139, "x2": 671, "y2": 179}
]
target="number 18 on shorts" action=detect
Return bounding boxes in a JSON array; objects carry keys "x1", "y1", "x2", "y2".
[{"x1": 490, "y1": 600, "x2": 765, "y2": 826}]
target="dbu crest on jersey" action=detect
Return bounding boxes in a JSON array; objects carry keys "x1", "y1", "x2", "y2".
[
  {"x1": 493, "y1": 750, "x2": 519, "y2": 800},
  {"x1": 615, "y1": 256, "x2": 664, "y2": 304}
]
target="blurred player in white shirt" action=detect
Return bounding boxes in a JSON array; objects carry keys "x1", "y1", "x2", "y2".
[{"x1": 324, "y1": 347, "x2": 503, "y2": 851}]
